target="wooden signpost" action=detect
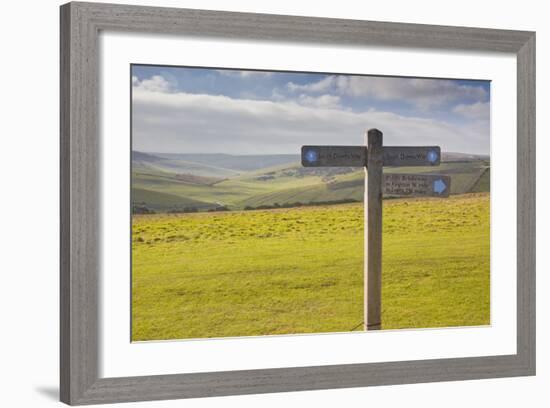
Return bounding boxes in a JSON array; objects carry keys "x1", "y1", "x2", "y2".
[{"x1": 301, "y1": 128, "x2": 450, "y2": 331}]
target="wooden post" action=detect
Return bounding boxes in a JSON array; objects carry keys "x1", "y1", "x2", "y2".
[{"x1": 364, "y1": 128, "x2": 383, "y2": 330}]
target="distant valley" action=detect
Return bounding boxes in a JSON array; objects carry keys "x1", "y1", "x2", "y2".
[{"x1": 132, "y1": 150, "x2": 490, "y2": 213}]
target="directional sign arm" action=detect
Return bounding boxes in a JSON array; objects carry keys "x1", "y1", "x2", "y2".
[
  {"x1": 382, "y1": 146, "x2": 441, "y2": 167},
  {"x1": 301, "y1": 145, "x2": 442, "y2": 167},
  {"x1": 383, "y1": 174, "x2": 451, "y2": 198},
  {"x1": 301, "y1": 146, "x2": 366, "y2": 167}
]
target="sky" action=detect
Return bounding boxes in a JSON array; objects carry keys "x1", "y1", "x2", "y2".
[{"x1": 131, "y1": 65, "x2": 490, "y2": 155}]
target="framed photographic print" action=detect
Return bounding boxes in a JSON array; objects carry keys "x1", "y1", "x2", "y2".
[{"x1": 60, "y1": 2, "x2": 535, "y2": 405}]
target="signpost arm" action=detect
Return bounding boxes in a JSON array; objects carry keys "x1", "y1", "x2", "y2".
[{"x1": 365, "y1": 128, "x2": 383, "y2": 331}]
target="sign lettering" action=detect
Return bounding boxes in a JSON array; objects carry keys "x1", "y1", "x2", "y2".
[{"x1": 383, "y1": 174, "x2": 451, "y2": 197}]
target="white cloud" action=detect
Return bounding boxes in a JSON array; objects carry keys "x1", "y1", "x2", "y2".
[
  {"x1": 270, "y1": 88, "x2": 286, "y2": 101},
  {"x1": 216, "y1": 70, "x2": 273, "y2": 78},
  {"x1": 286, "y1": 75, "x2": 488, "y2": 109},
  {"x1": 133, "y1": 75, "x2": 173, "y2": 93},
  {"x1": 287, "y1": 76, "x2": 335, "y2": 93},
  {"x1": 453, "y1": 102, "x2": 490, "y2": 120},
  {"x1": 296, "y1": 94, "x2": 342, "y2": 109},
  {"x1": 338, "y1": 76, "x2": 487, "y2": 109},
  {"x1": 132, "y1": 87, "x2": 489, "y2": 155}
]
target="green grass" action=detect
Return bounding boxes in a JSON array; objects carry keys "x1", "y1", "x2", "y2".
[{"x1": 132, "y1": 193, "x2": 490, "y2": 341}]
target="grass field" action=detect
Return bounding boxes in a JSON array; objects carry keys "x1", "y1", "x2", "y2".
[{"x1": 131, "y1": 192, "x2": 490, "y2": 341}]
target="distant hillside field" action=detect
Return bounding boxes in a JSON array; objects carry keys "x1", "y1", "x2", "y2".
[
  {"x1": 132, "y1": 188, "x2": 212, "y2": 212},
  {"x1": 132, "y1": 193, "x2": 490, "y2": 340},
  {"x1": 152, "y1": 153, "x2": 300, "y2": 172},
  {"x1": 131, "y1": 151, "x2": 489, "y2": 213}
]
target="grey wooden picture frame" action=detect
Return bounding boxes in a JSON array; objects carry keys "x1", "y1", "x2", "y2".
[{"x1": 60, "y1": 1, "x2": 536, "y2": 405}]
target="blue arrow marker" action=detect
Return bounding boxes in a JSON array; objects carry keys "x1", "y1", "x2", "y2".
[
  {"x1": 304, "y1": 149, "x2": 318, "y2": 163},
  {"x1": 427, "y1": 150, "x2": 439, "y2": 164},
  {"x1": 433, "y1": 179, "x2": 447, "y2": 194}
]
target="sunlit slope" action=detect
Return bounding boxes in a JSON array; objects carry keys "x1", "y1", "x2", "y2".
[
  {"x1": 132, "y1": 154, "x2": 490, "y2": 212},
  {"x1": 132, "y1": 188, "x2": 212, "y2": 211}
]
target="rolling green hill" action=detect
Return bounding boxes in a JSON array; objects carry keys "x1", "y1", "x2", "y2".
[
  {"x1": 470, "y1": 168, "x2": 490, "y2": 193},
  {"x1": 132, "y1": 188, "x2": 213, "y2": 212},
  {"x1": 153, "y1": 153, "x2": 300, "y2": 172},
  {"x1": 237, "y1": 179, "x2": 364, "y2": 208},
  {"x1": 133, "y1": 151, "x2": 242, "y2": 178},
  {"x1": 132, "y1": 152, "x2": 490, "y2": 213}
]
